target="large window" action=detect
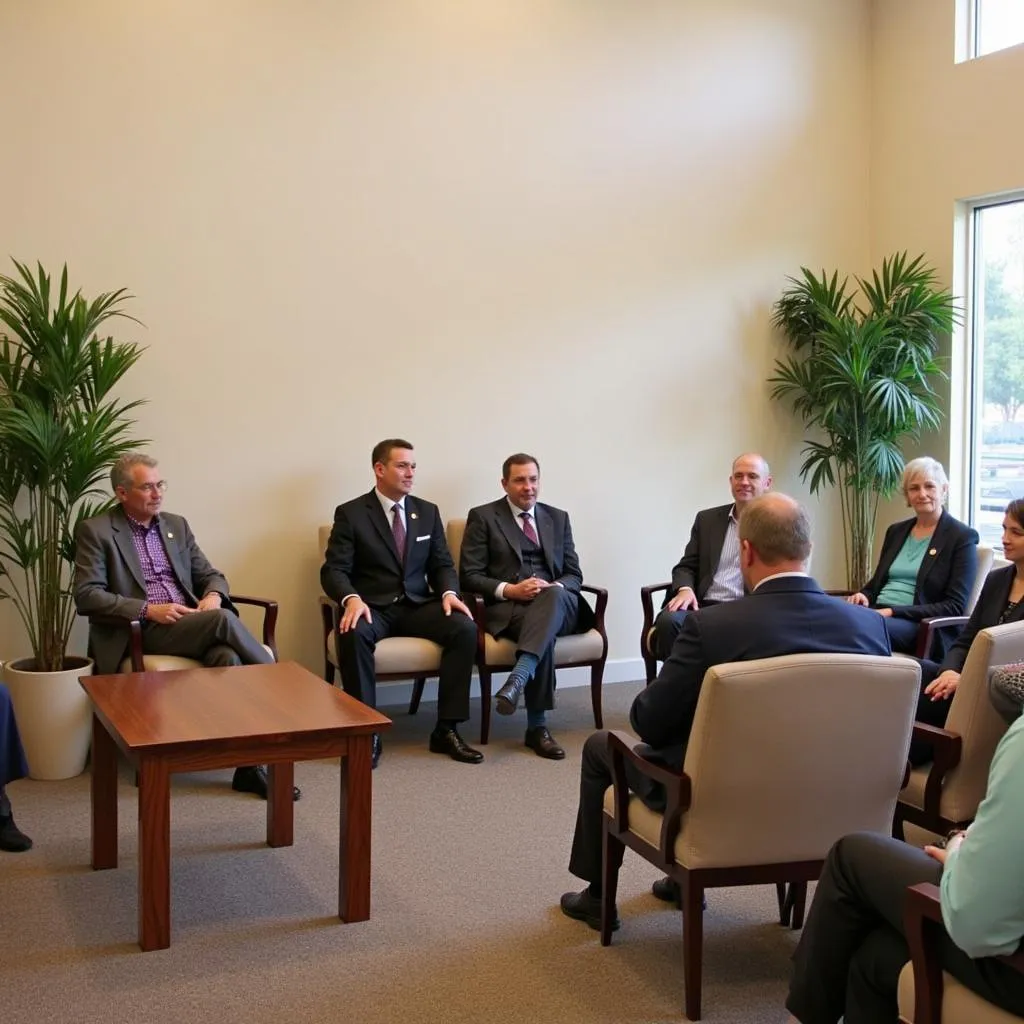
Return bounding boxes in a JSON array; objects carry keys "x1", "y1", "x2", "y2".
[
  {"x1": 969, "y1": 198, "x2": 1024, "y2": 547},
  {"x1": 972, "y1": 0, "x2": 1024, "y2": 58}
]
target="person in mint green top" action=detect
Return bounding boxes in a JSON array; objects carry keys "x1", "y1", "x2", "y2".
[
  {"x1": 848, "y1": 457, "x2": 978, "y2": 658},
  {"x1": 784, "y1": 712, "x2": 1024, "y2": 1022}
]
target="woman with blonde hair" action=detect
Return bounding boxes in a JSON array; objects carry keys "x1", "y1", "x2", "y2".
[{"x1": 847, "y1": 457, "x2": 978, "y2": 657}]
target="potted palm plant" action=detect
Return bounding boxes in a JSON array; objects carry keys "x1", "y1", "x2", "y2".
[
  {"x1": 0, "y1": 260, "x2": 146, "y2": 778},
  {"x1": 769, "y1": 252, "x2": 959, "y2": 590}
]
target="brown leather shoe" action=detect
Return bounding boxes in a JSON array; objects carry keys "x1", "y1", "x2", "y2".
[{"x1": 524, "y1": 726, "x2": 565, "y2": 760}]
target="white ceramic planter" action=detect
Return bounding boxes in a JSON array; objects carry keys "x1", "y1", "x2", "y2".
[{"x1": 3, "y1": 656, "x2": 94, "y2": 780}]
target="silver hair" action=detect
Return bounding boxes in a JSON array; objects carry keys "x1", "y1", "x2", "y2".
[
  {"x1": 110, "y1": 452, "x2": 158, "y2": 491},
  {"x1": 901, "y1": 457, "x2": 949, "y2": 502}
]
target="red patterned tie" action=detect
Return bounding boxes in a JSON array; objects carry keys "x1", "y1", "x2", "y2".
[
  {"x1": 392, "y1": 503, "x2": 406, "y2": 564},
  {"x1": 520, "y1": 511, "x2": 539, "y2": 545}
]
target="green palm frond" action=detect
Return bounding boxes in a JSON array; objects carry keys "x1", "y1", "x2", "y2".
[
  {"x1": 0, "y1": 260, "x2": 147, "y2": 670},
  {"x1": 770, "y1": 253, "x2": 958, "y2": 589}
]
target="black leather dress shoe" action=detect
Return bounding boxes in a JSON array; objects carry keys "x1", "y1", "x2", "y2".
[
  {"x1": 231, "y1": 766, "x2": 301, "y2": 801},
  {"x1": 371, "y1": 733, "x2": 382, "y2": 770},
  {"x1": 652, "y1": 875, "x2": 705, "y2": 910},
  {"x1": 559, "y1": 889, "x2": 619, "y2": 931},
  {"x1": 428, "y1": 726, "x2": 484, "y2": 764},
  {"x1": 495, "y1": 675, "x2": 526, "y2": 715},
  {"x1": 0, "y1": 813, "x2": 33, "y2": 853},
  {"x1": 524, "y1": 726, "x2": 565, "y2": 760}
]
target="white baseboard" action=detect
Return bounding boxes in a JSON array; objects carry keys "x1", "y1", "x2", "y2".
[{"x1": 374, "y1": 656, "x2": 646, "y2": 709}]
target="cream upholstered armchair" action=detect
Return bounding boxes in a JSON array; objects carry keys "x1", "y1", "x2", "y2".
[
  {"x1": 898, "y1": 882, "x2": 1024, "y2": 1023},
  {"x1": 445, "y1": 517, "x2": 608, "y2": 745},
  {"x1": 318, "y1": 525, "x2": 442, "y2": 725},
  {"x1": 895, "y1": 620, "x2": 1024, "y2": 841},
  {"x1": 600, "y1": 653, "x2": 920, "y2": 1022},
  {"x1": 90, "y1": 595, "x2": 278, "y2": 671}
]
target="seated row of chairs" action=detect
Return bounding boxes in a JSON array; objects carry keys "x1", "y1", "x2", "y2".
[{"x1": 318, "y1": 519, "x2": 608, "y2": 744}]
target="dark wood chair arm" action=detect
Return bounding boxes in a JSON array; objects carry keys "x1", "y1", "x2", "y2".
[
  {"x1": 89, "y1": 614, "x2": 145, "y2": 671},
  {"x1": 910, "y1": 722, "x2": 963, "y2": 816},
  {"x1": 228, "y1": 594, "x2": 278, "y2": 657},
  {"x1": 903, "y1": 882, "x2": 946, "y2": 1024},
  {"x1": 914, "y1": 616, "x2": 968, "y2": 660},
  {"x1": 904, "y1": 881, "x2": 1024, "y2": 1024},
  {"x1": 640, "y1": 583, "x2": 672, "y2": 629},
  {"x1": 607, "y1": 731, "x2": 690, "y2": 868},
  {"x1": 580, "y1": 584, "x2": 608, "y2": 625}
]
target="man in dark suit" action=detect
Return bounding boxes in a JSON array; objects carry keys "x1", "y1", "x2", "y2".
[
  {"x1": 73, "y1": 453, "x2": 291, "y2": 801},
  {"x1": 0, "y1": 683, "x2": 32, "y2": 852},
  {"x1": 459, "y1": 453, "x2": 593, "y2": 760},
  {"x1": 560, "y1": 493, "x2": 893, "y2": 930},
  {"x1": 321, "y1": 438, "x2": 481, "y2": 766},
  {"x1": 651, "y1": 453, "x2": 772, "y2": 661}
]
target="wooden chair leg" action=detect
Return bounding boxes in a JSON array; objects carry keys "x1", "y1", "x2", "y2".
[
  {"x1": 642, "y1": 650, "x2": 659, "y2": 685},
  {"x1": 408, "y1": 677, "x2": 425, "y2": 715},
  {"x1": 479, "y1": 668, "x2": 492, "y2": 745},
  {"x1": 590, "y1": 663, "x2": 605, "y2": 729},
  {"x1": 682, "y1": 872, "x2": 705, "y2": 1022},
  {"x1": 324, "y1": 658, "x2": 335, "y2": 685},
  {"x1": 776, "y1": 882, "x2": 788, "y2": 924},
  {"x1": 790, "y1": 881, "x2": 808, "y2": 930},
  {"x1": 600, "y1": 826, "x2": 625, "y2": 946}
]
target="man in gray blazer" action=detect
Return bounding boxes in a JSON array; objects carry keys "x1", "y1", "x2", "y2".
[
  {"x1": 73, "y1": 453, "x2": 293, "y2": 801},
  {"x1": 651, "y1": 453, "x2": 772, "y2": 660},
  {"x1": 459, "y1": 453, "x2": 592, "y2": 760}
]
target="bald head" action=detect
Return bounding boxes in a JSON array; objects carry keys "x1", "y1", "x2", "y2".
[
  {"x1": 730, "y1": 453, "x2": 772, "y2": 507},
  {"x1": 738, "y1": 493, "x2": 812, "y2": 587}
]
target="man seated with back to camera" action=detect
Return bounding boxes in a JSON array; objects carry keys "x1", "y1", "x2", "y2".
[{"x1": 559, "y1": 493, "x2": 892, "y2": 929}]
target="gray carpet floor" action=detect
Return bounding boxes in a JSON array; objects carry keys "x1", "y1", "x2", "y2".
[{"x1": 1, "y1": 679, "x2": 798, "y2": 1023}]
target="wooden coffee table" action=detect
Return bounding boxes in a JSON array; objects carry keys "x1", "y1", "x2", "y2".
[{"x1": 80, "y1": 660, "x2": 392, "y2": 951}]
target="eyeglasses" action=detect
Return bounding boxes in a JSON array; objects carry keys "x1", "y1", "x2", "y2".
[{"x1": 132, "y1": 481, "x2": 167, "y2": 495}]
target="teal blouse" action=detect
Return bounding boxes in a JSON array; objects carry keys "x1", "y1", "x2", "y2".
[{"x1": 875, "y1": 532, "x2": 932, "y2": 608}]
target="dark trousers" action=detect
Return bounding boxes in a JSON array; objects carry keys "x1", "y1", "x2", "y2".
[
  {"x1": 908, "y1": 659, "x2": 950, "y2": 765},
  {"x1": 651, "y1": 601, "x2": 720, "y2": 662},
  {"x1": 787, "y1": 831, "x2": 1024, "y2": 1023},
  {"x1": 492, "y1": 586, "x2": 580, "y2": 712},
  {"x1": 337, "y1": 599, "x2": 476, "y2": 721},
  {"x1": 0, "y1": 683, "x2": 29, "y2": 794},
  {"x1": 142, "y1": 609, "x2": 273, "y2": 667},
  {"x1": 884, "y1": 616, "x2": 921, "y2": 655},
  {"x1": 568, "y1": 730, "x2": 667, "y2": 884}
]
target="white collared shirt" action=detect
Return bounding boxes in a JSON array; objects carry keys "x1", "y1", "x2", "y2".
[
  {"x1": 375, "y1": 488, "x2": 404, "y2": 533},
  {"x1": 703, "y1": 506, "x2": 744, "y2": 603},
  {"x1": 751, "y1": 571, "x2": 809, "y2": 591}
]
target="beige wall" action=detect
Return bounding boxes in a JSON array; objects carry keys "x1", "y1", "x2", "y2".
[
  {"x1": 0, "y1": 0, "x2": 871, "y2": 677},
  {"x1": 870, "y1": 0, "x2": 1024, "y2": 514}
]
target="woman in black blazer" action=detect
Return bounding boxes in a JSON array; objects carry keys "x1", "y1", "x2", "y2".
[
  {"x1": 848, "y1": 457, "x2": 979, "y2": 658},
  {"x1": 921, "y1": 498, "x2": 1024, "y2": 714}
]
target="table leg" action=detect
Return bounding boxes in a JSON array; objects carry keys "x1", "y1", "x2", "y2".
[
  {"x1": 137, "y1": 758, "x2": 171, "y2": 951},
  {"x1": 266, "y1": 762, "x2": 295, "y2": 848},
  {"x1": 91, "y1": 714, "x2": 118, "y2": 870},
  {"x1": 338, "y1": 735, "x2": 372, "y2": 922}
]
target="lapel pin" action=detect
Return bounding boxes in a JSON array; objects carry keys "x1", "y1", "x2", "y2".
[
  {"x1": 929, "y1": 548, "x2": 937, "y2": 556},
  {"x1": 410, "y1": 512, "x2": 418, "y2": 520},
  {"x1": 167, "y1": 532, "x2": 174, "y2": 539}
]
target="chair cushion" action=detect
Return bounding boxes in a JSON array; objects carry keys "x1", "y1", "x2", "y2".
[
  {"x1": 898, "y1": 961, "x2": 1024, "y2": 1022},
  {"x1": 119, "y1": 644, "x2": 275, "y2": 674},
  {"x1": 483, "y1": 628, "x2": 603, "y2": 666},
  {"x1": 326, "y1": 635, "x2": 443, "y2": 675}
]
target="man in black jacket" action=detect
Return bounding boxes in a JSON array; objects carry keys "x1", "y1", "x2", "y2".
[
  {"x1": 560, "y1": 493, "x2": 892, "y2": 930},
  {"x1": 321, "y1": 438, "x2": 480, "y2": 766},
  {"x1": 650, "y1": 453, "x2": 772, "y2": 661}
]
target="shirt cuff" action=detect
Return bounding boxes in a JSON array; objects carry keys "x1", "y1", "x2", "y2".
[
  {"x1": 495, "y1": 582, "x2": 507, "y2": 600},
  {"x1": 341, "y1": 594, "x2": 360, "y2": 606}
]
